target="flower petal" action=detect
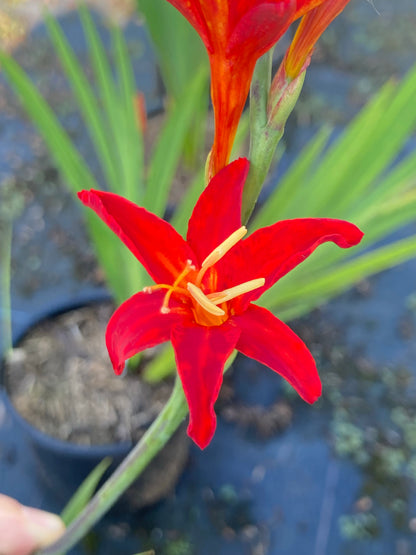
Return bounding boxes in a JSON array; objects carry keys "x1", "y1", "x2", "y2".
[
  {"x1": 106, "y1": 290, "x2": 185, "y2": 375},
  {"x1": 227, "y1": 1, "x2": 295, "y2": 58},
  {"x1": 165, "y1": 0, "x2": 213, "y2": 52},
  {"x1": 187, "y1": 158, "x2": 249, "y2": 264},
  {"x1": 78, "y1": 190, "x2": 197, "y2": 285},
  {"x1": 171, "y1": 321, "x2": 240, "y2": 449},
  {"x1": 295, "y1": 0, "x2": 327, "y2": 19},
  {"x1": 208, "y1": 57, "x2": 255, "y2": 177},
  {"x1": 222, "y1": 218, "x2": 364, "y2": 309},
  {"x1": 285, "y1": 0, "x2": 351, "y2": 78},
  {"x1": 233, "y1": 304, "x2": 321, "y2": 403}
]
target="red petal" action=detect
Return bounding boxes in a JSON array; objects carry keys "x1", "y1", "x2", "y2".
[
  {"x1": 208, "y1": 58, "x2": 254, "y2": 177},
  {"x1": 78, "y1": 190, "x2": 197, "y2": 285},
  {"x1": 106, "y1": 290, "x2": 185, "y2": 375},
  {"x1": 233, "y1": 304, "x2": 321, "y2": 403},
  {"x1": 165, "y1": 0, "x2": 213, "y2": 51},
  {"x1": 285, "y1": 0, "x2": 351, "y2": 78},
  {"x1": 222, "y1": 218, "x2": 364, "y2": 309},
  {"x1": 294, "y1": 0, "x2": 327, "y2": 19},
  {"x1": 171, "y1": 321, "x2": 240, "y2": 449},
  {"x1": 227, "y1": 1, "x2": 295, "y2": 58},
  {"x1": 186, "y1": 158, "x2": 249, "y2": 264}
]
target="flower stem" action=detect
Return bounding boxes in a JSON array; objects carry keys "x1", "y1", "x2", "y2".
[
  {"x1": 36, "y1": 376, "x2": 188, "y2": 555},
  {"x1": 0, "y1": 220, "x2": 12, "y2": 359},
  {"x1": 241, "y1": 50, "x2": 272, "y2": 224},
  {"x1": 242, "y1": 58, "x2": 306, "y2": 224}
]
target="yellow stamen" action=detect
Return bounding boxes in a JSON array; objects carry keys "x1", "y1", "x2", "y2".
[
  {"x1": 208, "y1": 278, "x2": 265, "y2": 304},
  {"x1": 187, "y1": 283, "x2": 225, "y2": 316},
  {"x1": 161, "y1": 263, "x2": 195, "y2": 313},
  {"x1": 197, "y1": 226, "x2": 247, "y2": 284}
]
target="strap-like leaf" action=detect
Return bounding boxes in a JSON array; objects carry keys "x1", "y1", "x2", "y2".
[
  {"x1": 61, "y1": 457, "x2": 112, "y2": 526},
  {"x1": 143, "y1": 65, "x2": 209, "y2": 216}
]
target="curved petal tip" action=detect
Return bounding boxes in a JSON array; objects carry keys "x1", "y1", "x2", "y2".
[{"x1": 187, "y1": 418, "x2": 216, "y2": 450}]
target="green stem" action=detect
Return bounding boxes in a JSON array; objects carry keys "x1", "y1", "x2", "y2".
[
  {"x1": 0, "y1": 221, "x2": 12, "y2": 357},
  {"x1": 242, "y1": 62, "x2": 306, "y2": 224},
  {"x1": 241, "y1": 51, "x2": 272, "y2": 224},
  {"x1": 36, "y1": 376, "x2": 188, "y2": 555}
]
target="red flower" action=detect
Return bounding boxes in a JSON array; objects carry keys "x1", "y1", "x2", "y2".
[
  {"x1": 284, "y1": 0, "x2": 352, "y2": 79},
  {"x1": 78, "y1": 158, "x2": 363, "y2": 449},
  {"x1": 165, "y1": 0, "x2": 327, "y2": 178}
]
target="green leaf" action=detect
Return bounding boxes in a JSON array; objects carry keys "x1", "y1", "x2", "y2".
[
  {"x1": 170, "y1": 168, "x2": 205, "y2": 237},
  {"x1": 60, "y1": 457, "x2": 112, "y2": 526},
  {"x1": 143, "y1": 65, "x2": 209, "y2": 216},
  {"x1": 136, "y1": 0, "x2": 207, "y2": 101},
  {"x1": 136, "y1": 0, "x2": 209, "y2": 167},
  {"x1": 350, "y1": 143, "x2": 416, "y2": 215},
  {"x1": 143, "y1": 345, "x2": 176, "y2": 383},
  {"x1": 0, "y1": 220, "x2": 12, "y2": 357},
  {"x1": 111, "y1": 25, "x2": 145, "y2": 205},
  {"x1": 0, "y1": 49, "x2": 137, "y2": 305},
  {"x1": 263, "y1": 234, "x2": 416, "y2": 316},
  {"x1": 0, "y1": 51, "x2": 97, "y2": 194},
  {"x1": 44, "y1": 13, "x2": 118, "y2": 191},
  {"x1": 251, "y1": 125, "x2": 332, "y2": 228},
  {"x1": 281, "y1": 79, "x2": 396, "y2": 219}
]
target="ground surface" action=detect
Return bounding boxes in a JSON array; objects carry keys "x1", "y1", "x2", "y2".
[
  {"x1": 0, "y1": 0, "x2": 134, "y2": 50},
  {"x1": 0, "y1": 2, "x2": 415, "y2": 554}
]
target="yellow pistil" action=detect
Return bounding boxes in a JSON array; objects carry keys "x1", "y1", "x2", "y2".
[
  {"x1": 196, "y1": 226, "x2": 247, "y2": 284},
  {"x1": 207, "y1": 278, "x2": 265, "y2": 305}
]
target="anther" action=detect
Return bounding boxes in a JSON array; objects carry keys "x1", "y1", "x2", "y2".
[
  {"x1": 187, "y1": 283, "x2": 225, "y2": 316},
  {"x1": 201, "y1": 227, "x2": 247, "y2": 269},
  {"x1": 161, "y1": 262, "x2": 195, "y2": 313},
  {"x1": 197, "y1": 227, "x2": 247, "y2": 284},
  {"x1": 208, "y1": 278, "x2": 265, "y2": 304}
]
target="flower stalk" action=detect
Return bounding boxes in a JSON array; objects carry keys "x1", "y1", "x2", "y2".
[
  {"x1": 0, "y1": 219, "x2": 12, "y2": 359},
  {"x1": 36, "y1": 376, "x2": 188, "y2": 555},
  {"x1": 242, "y1": 57, "x2": 306, "y2": 223}
]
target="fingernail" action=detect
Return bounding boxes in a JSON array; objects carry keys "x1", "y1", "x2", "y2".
[{"x1": 22, "y1": 506, "x2": 65, "y2": 547}]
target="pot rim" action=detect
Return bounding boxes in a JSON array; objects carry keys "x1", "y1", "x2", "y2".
[{"x1": 1, "y1": 290, "x2": 134, "y2": 456}]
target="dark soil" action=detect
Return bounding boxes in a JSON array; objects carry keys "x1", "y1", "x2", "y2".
[{"x1": 5, "y1": 302, "x2": 173, "y2": 445}]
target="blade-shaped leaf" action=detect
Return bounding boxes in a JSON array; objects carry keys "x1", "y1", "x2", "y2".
[
  {"x1": 251, "y1": 125, "x2": 332, "y2": 228},
  {"x1": 44, "y1": 13, "x2": 118, "y2": 191},
  {"x1": 143, "y1": 65, "x2": 209, "y2": 216},
  {"x1": 111, "y1": 25, "x2": 144, "y2": 205},
  {"x1": 61, "y1": 457, "x2": 112, "y2": 526},
  {"x1": 263, "y1": 234, "x2": 416, "y2": 317}
]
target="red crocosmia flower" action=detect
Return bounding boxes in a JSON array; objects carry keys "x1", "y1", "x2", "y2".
[
  {"x1": 78, "y1": 158, "x2": 363, "y2": 449},
  {"x1": 284, "y1": 0, "x2": 352, "y2": 79},
  {"x1": 165, "y1": 0, "x2": 327, "y2": 178}
]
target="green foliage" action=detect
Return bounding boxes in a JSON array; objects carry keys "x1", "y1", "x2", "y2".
[
  {"x1": 252, "y1": 64, "x2": 416, "y2": 320},
  {"x1": 135, "y1": 0, "x2": 209, "y2": 166},
  {"x1": 0, "y1": 7, "x2": 207, "y2": 306},
  {"x1": 0, "y1": 181, "x2": 24, "y2": 356},
  {"x1": 60, "y1": 457, "x2": 112, "y2": 526},
  {"x1": 136, "y1": 0, "x2": 206, "y2": 102}
]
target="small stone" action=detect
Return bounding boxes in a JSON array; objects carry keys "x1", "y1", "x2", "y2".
[
  {"x1": 408, "y1": 518, "x2": 416, "y2": 533},
  {"x1": 355, "y1": 496, "x2": 373, "y2": 512}
]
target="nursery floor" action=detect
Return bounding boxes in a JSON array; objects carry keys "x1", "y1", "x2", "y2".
[{"x1": 1, "y1": 2, "x2": 416, "y2": 555}]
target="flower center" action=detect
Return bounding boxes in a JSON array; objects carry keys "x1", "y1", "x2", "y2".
[{"x1": 145, "y1": 227, "x2": 265, "y2": 326}]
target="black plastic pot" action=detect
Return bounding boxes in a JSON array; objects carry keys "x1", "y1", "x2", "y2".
[{"x1": 1, "y1": 293, "x2": 189, "y2": 510}]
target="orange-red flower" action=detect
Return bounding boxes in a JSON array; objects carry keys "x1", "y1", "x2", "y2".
[
  {"x1": 78, "y1": 158, "x2": 363, "y2": 449},
  {"x1": 284, "y1": 0, "x2": 352, "y2": 79},
  {"x1": 165, "y1": 0, "x2": 327, "y2": 178}
]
